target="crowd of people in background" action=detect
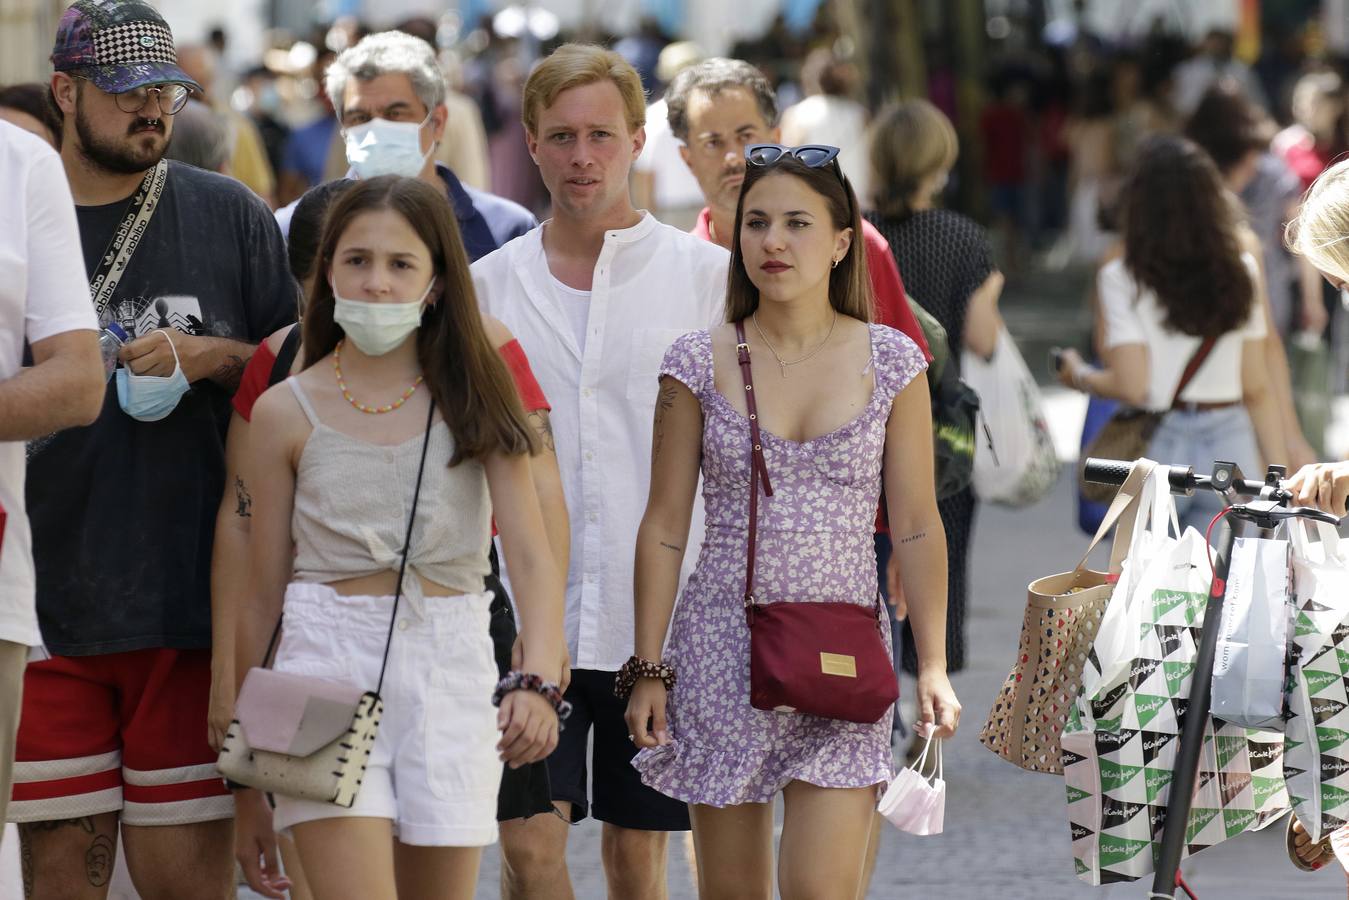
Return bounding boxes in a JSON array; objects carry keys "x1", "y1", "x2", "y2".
[{"x1": 9, "y1": 0, "x2": 1349, "y2": 897}]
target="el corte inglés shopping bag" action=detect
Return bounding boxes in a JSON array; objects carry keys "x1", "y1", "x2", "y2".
[
  {"x1": 1285, "y1": 519, "x2": 1349, "y2": 842},
  {"x1": 1062, "y1": 467, "x2": 1289, "y2": 884}
]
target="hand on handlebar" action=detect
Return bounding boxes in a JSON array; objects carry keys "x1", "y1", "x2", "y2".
[{"x1": 1286, "y1": 462, "x2": 1349, "y2": 518}]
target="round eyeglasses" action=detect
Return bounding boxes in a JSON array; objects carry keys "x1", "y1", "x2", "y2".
[
  {"x1": 74, "y1": 76, "x2": 191, "y2": 116},
  {"x1": 112, "y1": 83, "x2": 191, "y2": 116}
]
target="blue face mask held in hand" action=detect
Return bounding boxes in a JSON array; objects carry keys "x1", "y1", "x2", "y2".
[{"x1": 116, "y1": 329, "x2": 190, "y2": 422}]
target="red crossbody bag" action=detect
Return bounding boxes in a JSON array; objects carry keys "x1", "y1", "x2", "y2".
[{"x1": 735, "y1": 321, "x2": 899, "y2": 724}]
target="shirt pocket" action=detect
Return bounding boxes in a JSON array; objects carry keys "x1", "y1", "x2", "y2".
[{"x1": 625, "y1": 328, "x2": 691, "y2": 401}]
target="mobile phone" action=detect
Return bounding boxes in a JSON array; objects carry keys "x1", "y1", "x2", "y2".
[{"x1": 1048, "y1": 347, "x2": 1066, "y2": 377}]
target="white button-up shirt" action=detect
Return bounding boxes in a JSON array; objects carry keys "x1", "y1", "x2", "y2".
[{"x1": 472, "y1": 212, "x2": 728, "y2": 671}]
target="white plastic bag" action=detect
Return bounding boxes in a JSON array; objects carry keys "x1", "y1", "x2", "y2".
[
  {"x1": 1210, "y1": 535, "x2": 1292, "y2": 730},
  {"x1": 878, "y1": 733, "x2": 945, "y2": 835},
  {"x1": 962, "y1": 328, "x2": 1059, "y2": 508}
]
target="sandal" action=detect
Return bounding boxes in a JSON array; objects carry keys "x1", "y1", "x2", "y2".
[{"x1": 1287, "y1": 815, "x2": 1334, "y2": 872}]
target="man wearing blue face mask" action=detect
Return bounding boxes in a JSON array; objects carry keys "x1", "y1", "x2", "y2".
[
  {"x1": 12, "y1": 2, "x2": 296, "y2": 894},
  {"x1": 276, "y1": 31, "x2": 536, "y2": 259}
]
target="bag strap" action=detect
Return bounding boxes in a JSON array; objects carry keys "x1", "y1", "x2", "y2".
[
  {"x1": 1073, "y1": 458, "x2": 1154, "y2": 575},
  {"x1": 1167, "y1": 335, "x2": 1219, "y2": 410},
  {"x1": 257, "y1": 398, "x2": 437, "y2": 698},
  {"x1": 88, "y1": 160, "x2": 168, "y2": 323},
  {"x1": 268, "y1": 326, "x2": 303, "y2": 388},
  {"x1": 736, "y1": 320, "x2": 774, "y2": 622}
]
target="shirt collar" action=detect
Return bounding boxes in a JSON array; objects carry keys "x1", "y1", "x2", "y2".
[
  {"x1": 539, "y1": 210, "x2": 658, "y2": 247},
  {"x1": 435, "y1": 163, "x2": 476, "y2": 224}
]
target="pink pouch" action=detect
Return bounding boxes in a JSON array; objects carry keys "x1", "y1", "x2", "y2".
[{"x1": 235, "y1": 667, "x2": 367, "y2": 756}]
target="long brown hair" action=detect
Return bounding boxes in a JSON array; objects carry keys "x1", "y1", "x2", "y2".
[
  {"x1": 1120, "y1": 135, "x2": 1253, "y2": 340},
  {"x1": 302, "y1": 176, "x2": 537, "y2": 464},
  {"x1": 724, "y1": 155, "x2": 874, "y2": 322}
]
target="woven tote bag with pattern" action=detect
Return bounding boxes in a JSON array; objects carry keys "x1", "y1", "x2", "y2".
[{"x1": 980, "y1": 460, "x2": 1154, "y2": 773}]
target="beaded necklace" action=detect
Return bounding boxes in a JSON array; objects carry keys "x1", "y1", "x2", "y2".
[{"x1": 332, "y1": 339, "x2": 424, "y2": 415}]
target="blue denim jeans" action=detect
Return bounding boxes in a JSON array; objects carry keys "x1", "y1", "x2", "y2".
[{"x1": 1145, "y1": 405, "x2": 1261, "y2": 534}]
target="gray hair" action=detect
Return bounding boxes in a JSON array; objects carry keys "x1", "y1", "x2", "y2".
[
  {"x1": 325, "y1": 31, "x2": 446, "y2": 116},
  {"x1": 665, "y1": 58, "x2": 777, "y2": 144},
  {"x1": 164, "y1": 99, "x2": 230, "y2": 173}
]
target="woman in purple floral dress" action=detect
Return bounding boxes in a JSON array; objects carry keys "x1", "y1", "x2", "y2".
[{"x1": 621, "y1": 146, "x2": 961, "y2": 899}]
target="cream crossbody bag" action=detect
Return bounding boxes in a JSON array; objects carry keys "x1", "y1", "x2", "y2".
[{"x1": 217, "y1": 404, "x2": 434, "y2": 806}]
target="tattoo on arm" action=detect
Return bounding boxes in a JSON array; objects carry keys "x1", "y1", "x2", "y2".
[
  {"x1": 659, "y1": 541, "x2": 683, "y2": 552},
  {"x1": 652, "y1": 384, "x2": 678, "y2": 464},
  {"x1": 527, "y1": 410, "x2": 556, "y2": 453},
  {"x1": 212, "y1": 353, "x2": 247, "y2": 391},
  {"x1": 899, "y1": 530, "x2": 927, "y2": 545},
  {"x1": 234, "y1": 476, "x2": 252, "y2": 518}
]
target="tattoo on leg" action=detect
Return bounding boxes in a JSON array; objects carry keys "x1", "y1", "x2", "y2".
[
  {"x1": 85, "y1": 834, "x2": 114, "y2": 887},
  {"x1": 652, "y1": 384, "x2": 678, "y2": 463},
  {"x1": 659, "y1": 541, "x2": 683, "y2": 553},
  {"x1": 234, "y1": 476, "x2": 252, "y2": 518},
  {"x1": 212, "y1": 354, "x2": 247, "y2": 390},
  {"x1": 21, "y1": 816, "x2": 96, "y2": 834},
  {"x1": 527, "y1": 410, "x2": 556, "y2": 452},
  {"x1": 899, "y1": 530, "x2": 927, "y2": 545}
]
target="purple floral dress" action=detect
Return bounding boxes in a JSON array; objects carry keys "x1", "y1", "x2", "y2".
[{"x1": 633, "y1": 324, "x2": 929, "y2": 806}]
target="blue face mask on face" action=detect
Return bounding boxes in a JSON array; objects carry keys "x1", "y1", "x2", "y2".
[{"x1": 115, "y1": 330, "x2": 190, "y2": 422}]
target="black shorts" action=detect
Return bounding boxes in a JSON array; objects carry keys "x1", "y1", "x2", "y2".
[
  {"x1": 487, "y1": 571, "x2": 554, "y2": 822},
  {"x1": 546, "y1": 668, "x2": 691, "y2": 831}
]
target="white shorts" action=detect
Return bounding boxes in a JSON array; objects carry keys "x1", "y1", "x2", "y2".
[{"x1": 271, "y1": 582, "x2": 502, "y2": 846}]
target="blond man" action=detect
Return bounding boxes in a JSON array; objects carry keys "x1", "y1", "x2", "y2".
[{"x1": 471, "y1": 44, "x2": 728, "y2": 899}]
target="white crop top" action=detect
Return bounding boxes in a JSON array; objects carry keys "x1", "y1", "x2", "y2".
[
  {"x1": 285, "y1": 378, "x2": 491, "y2": 606},
  {"x1": 1098, "y1": 254, "x2": 1266, "y2": 411}
]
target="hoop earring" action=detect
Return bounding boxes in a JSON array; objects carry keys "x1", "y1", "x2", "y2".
[{"x1": 831, "y1": 257, "x2": 840, "y2": 269}]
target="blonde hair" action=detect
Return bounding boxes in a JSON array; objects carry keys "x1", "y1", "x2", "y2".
[
  {"x1": 870, "y1": 99, "x2": 958, "y2": 219},
  {"x1": 521, "y1": 43, "x2": 646, "y2": 137},
  {"x1": 1287, "y1": 158, "x2": 1349, "y2": 283}
]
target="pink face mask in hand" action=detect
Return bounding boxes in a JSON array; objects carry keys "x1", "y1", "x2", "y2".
[{"x1": 878, "y1": 730, "x2": 945, "y2": 835}]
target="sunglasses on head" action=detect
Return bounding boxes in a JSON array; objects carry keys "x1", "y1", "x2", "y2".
[{"x1": 745, "y1": 143, "x2": 842, "y2": 169}]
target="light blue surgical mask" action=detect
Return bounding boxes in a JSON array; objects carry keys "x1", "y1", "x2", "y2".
[
  {"x1": 343, "y1": 114, "x2": 434, "y2": 179},
  {"x1": 115, "y1": 330, "x2": 190, "y2": 422}
]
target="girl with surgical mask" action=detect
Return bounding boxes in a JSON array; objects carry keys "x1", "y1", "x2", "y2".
[{"x1": 234, "y1": 175, "x2": 566, "y2": 899}]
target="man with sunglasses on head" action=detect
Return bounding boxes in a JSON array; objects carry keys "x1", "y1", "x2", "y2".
[{"x1": 11, "y1": 2, "x2": 296, "y2": 895}]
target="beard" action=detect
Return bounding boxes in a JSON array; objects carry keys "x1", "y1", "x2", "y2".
[{"x1": 74, "y1": 103, "x2": 167, "y2": 175}]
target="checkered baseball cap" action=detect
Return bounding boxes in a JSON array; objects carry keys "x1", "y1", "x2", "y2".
[{"x1": 51, "y1": 0, "x2": 201, "y2": 95}]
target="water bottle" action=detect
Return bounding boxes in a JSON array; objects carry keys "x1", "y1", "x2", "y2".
[{"x1": 99, "y1": 322, "x2": 130, "y2": 381}]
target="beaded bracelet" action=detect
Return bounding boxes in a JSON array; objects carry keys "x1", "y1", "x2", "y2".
[
  {"x1": 492, "y1": 671, "x2": 572, "y2": 726},
  {"x1": 613, "y1": 656, "x2": 677, "y2": 699}
]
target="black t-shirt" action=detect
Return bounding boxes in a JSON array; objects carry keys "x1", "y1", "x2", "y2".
[{"x1": 25, "y1": 162, "x2": 297, "y2": 656}]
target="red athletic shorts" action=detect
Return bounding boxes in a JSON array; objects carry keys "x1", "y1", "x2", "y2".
[{"x1": 8, "y1": 648, "x2": 232, "y2": 825}]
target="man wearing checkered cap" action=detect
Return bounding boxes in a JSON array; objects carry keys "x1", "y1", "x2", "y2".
[{"x1": 12, "y1": 1, "x2": 297, "y2": 895}]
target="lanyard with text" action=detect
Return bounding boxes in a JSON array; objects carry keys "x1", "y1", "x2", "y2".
[{"x1": 88, "y1": 159, "x2": 168, "y2": 324}]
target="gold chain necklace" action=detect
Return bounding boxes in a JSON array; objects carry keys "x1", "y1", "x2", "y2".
[
  {"x1": 751, "y1": 310, "x2": 838, "y2": 378},
  {"x1": 332, "y1": 339, "x2": 424, "y2": 414}
]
